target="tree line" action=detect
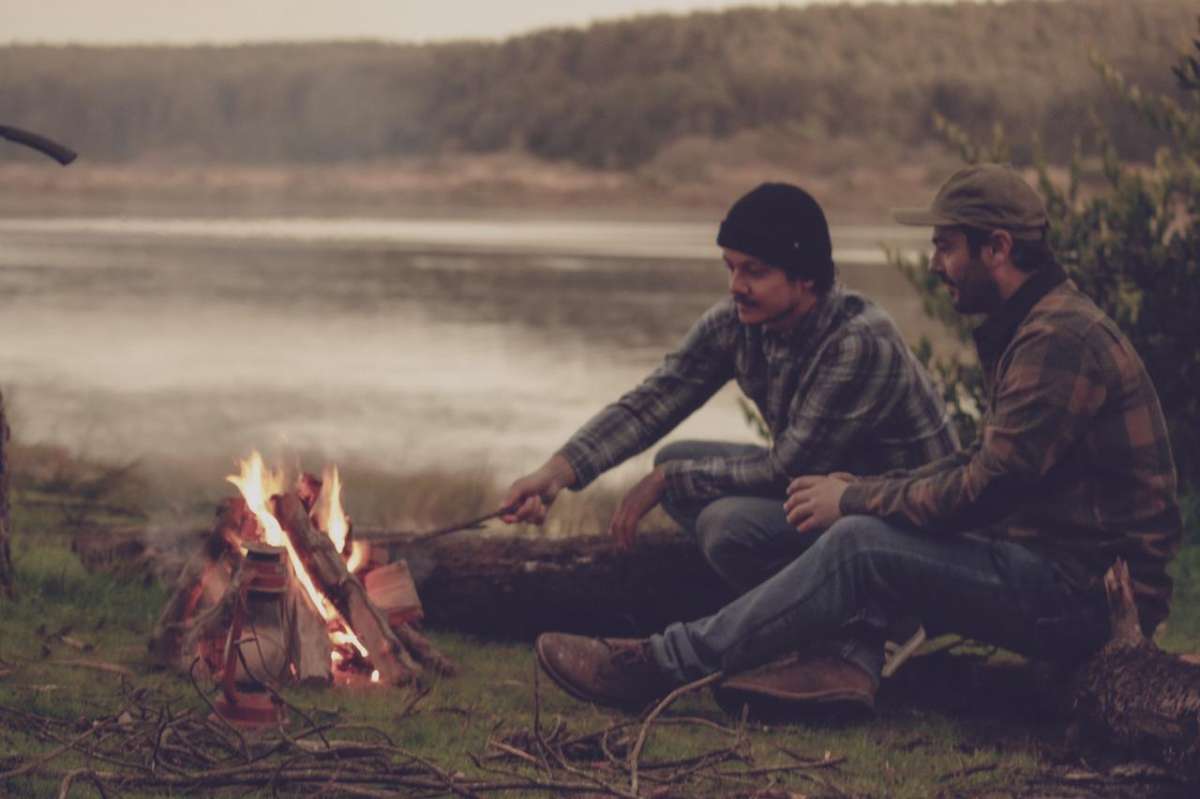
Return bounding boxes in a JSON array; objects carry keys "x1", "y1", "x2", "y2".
[{"x1": 0, "y1": 0, "x2": 1192, "y2": 169}]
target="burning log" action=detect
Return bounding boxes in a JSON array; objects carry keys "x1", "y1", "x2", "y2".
[
  {"x1": 272, "y1": 492, "x2": 455, "y2": 684},
  {"x1": 148, "y1": 453, "x2": 457, "y2": 709},
  {"x1": 0, "y1": 392, "x2": 13, "y2": 600},
  {"x1": 1068, "y1": 560, "x2": 1200, "y2": 776}
]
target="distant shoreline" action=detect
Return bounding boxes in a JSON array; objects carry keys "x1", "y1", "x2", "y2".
[{"x1": 0, "y1": 153, "x2": 959, "y2": 226}]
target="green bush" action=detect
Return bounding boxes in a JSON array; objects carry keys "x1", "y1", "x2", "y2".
[{"x1": 894, "y1": 25, "x2": 1200, "y2": 492}]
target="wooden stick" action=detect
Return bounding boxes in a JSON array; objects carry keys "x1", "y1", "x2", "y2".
[{"x1": 357, "y1": 505, "x2": 516, "y2": 544}]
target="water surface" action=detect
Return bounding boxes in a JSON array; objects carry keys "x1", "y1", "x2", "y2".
[{"x1": 0, "y1": 216, "x2": 937, "y2": 488}]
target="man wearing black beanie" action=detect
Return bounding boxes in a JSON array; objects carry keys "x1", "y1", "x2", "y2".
[{"x1": 502, "y1": 182, "x2": 958, "y2": 711}]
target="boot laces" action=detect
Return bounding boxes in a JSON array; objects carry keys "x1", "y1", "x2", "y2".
[{"x1": 600, "y1": 640, "x2": 654, "y2": 676}]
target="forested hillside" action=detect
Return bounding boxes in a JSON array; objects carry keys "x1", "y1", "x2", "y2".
[{"x1": 0, "y1": 0, "x2": 1192, "y2": 170}]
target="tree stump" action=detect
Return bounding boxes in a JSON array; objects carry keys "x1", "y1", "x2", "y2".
[
  {"x1": 0, "y1": 392, "x2": 13, "y2": 600},
  {"x1": 1068, "y1": 560, "x2": 1200, "y2": 777}
]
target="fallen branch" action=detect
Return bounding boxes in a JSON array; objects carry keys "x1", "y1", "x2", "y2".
[{"x1": 629, "y1": 671, "x2": 725, "y2": 795}]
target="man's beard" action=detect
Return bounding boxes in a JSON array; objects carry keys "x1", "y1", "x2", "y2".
[{"x1": 951, "y1": 255, "x2": 1003, "y2": 315}]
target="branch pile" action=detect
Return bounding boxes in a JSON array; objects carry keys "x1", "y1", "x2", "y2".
[{"x1": 0, "y1": 667, "x2": 854, "y2": 798}]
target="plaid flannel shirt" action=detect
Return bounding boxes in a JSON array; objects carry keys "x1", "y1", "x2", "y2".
[
  {"x1": 558, "y1": 288, "x2": 958, "y2": 503},
  {"x1": 841, "y1": 264, "x2": 1182, "y2": 631}
]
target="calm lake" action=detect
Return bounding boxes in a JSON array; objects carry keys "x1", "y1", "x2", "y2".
[{"x1": 0, "y1": 216, "x2": 936, "y2": 488}]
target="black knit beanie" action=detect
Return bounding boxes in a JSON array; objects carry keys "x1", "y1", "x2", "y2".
[{"x1": 716, "y1": 183, "x2": 834, "y2": 292}]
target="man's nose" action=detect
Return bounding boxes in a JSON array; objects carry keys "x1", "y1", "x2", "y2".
[{"x1": 729, "y1": 270, "x2": 747, "y2": 295}]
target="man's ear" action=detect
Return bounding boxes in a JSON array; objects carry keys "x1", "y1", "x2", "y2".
[
  {"x1": 987, "y1": 229, "x2": 1014, "y2": 263},
  {"x1": 794, "y1": 277, "x2": 817, "y2": 295}
]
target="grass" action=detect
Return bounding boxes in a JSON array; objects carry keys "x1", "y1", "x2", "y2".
[{"x1": 2, "y1": 448, "x2": 1199, "y2": 797}]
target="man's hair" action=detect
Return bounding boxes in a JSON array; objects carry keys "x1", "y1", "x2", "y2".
[{"x1": 962, "y1": 226, "x2": 1057, "y2": 273}]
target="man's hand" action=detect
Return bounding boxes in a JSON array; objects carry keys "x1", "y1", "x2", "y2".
[
  {"x1": 501, "y1": 455, "x2": 577, "y2": 525},
  {"x1": 608, "y1": 467, "x2": 667, "y2": 551},
  {"x1": 785, "y1": 474, "x2": 850, "y2": 534}
]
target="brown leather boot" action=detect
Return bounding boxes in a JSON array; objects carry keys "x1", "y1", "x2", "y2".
[
  {"x1": 535, "y1": 633, "x2": 677, "y2": 709},
  {"x1": 714, "y1": 652, "x2": 877, "y2": 719}
]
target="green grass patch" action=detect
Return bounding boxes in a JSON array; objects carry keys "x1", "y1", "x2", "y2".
[{"x1": 3, "y1": 467, "x2": 1199, "y2": 796}]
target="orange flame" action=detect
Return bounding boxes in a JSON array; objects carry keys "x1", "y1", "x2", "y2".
[
  {"x1": 315, "y1": 465, "x2": 349, "y2": 552},
  {"x1": 227, "y1": 452, "x2": 369, "y2": 660},
  {"x1": 226, "y1": 452, "x2": 287, "y2": 546},
  {"x1": 346, "y1": 541, "x2": 369, "y2": 574}
]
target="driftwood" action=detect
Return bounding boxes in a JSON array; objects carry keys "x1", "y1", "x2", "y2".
[
  {"x1": 0, "y1": 392, "x2": 12, "y2": 599},
  {"x1": 377, "y1": 528, "x2": 736, "y2": 639},
  {"x1": 1069, "y1": 559, "x2": 1200, "y2": 776},
  {"x1": 272, "y1": 493, "x2": 455, "y2": 684}
]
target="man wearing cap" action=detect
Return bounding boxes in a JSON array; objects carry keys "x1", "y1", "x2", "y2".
[
  {"x1": 527, "y1": 166, "x2": 1180, "y2": 717},
  {"x1": 506, "y1": 182, "x2": 959, "y2": 710}
]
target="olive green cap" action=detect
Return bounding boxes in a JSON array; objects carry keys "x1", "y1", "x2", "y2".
[{"x1": 893, "y1": 163, "x2": 1048, "y2": 239}]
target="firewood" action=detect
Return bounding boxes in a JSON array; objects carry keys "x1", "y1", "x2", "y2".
[
  {"x1": 1068, "y1": 559, "x2": 1200, "y2": 776},
  {"x1": 363, "y1": 561, "x2": 423, "y2": 626},
  {"x1": 148, "y1": 552, "x2": 230, "y2": 668},
  {"x1": 272, "y1": 492, "x2": 455, "y2": 685},
  {"x1": 147, "y1": 501, "x2": 248, "y2": 670},
  {"x1": 286, "y1": 577, "x2": 333, "y2": 684}
]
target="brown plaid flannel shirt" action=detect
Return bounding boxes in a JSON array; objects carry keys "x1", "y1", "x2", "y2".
[
  {"x1": 559, "y1": 288, "x2": 959, "y2": 503},
  {"x1": 841, "y1": 263, "x2": 1182, "y2": 631}
]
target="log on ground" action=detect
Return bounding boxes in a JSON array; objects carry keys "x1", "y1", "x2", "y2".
[{"x1": 390, "y1": 528, "x2": 736, "y2": 639}]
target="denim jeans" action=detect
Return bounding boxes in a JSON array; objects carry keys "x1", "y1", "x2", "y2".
[
  {"x1": 650, "y1": 441, "x2": 1108, "y2": 684},
  {"x1": 655, "y1": 440, "x2": 809, "y2": 591}
]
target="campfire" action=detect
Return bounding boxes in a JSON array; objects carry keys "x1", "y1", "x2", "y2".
[{"x1": 150, "y1": 452, "x2": 454, "y2": 724}]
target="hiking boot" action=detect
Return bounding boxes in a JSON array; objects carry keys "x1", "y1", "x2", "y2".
[
  {"x1": 535, "y1": 633, "x2": 677, "y2": 709},
  {"x1": 713, "y1": 652, "x2": 877, "y2": 720}
]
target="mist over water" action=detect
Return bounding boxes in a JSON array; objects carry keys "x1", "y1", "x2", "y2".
[{"x1": 0, "y1": 216, "x2": 933, "y2": 488}]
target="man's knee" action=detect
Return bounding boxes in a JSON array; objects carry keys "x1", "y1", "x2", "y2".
[
  {"x1": 693, "y1": 498, "x2": 745, "y2": 560},
  {"x1": 812, "y1": 515, "x2": 898, "y2": 561},
  {"x1": 654, "y1": 440, "x2": 697, "y2": 467}
]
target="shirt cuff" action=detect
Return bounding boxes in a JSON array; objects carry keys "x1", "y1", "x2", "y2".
[
  {"x1": 839, "y1": 480, "x2": 875, "y2": 516},
  {"x1": 661, "y1": 459, "x2": 699, "y2": 503},
  {"x1": 556, "y1": 444, "x2": 600, "y2": 491}
]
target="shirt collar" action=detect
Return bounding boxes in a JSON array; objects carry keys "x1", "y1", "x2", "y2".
[
  {"x1": 765, "y1": 287, "x2": 842, "y2": 345},
  {"x1": 972, "y1": 261, "x2": 1068, "y2": 364}
]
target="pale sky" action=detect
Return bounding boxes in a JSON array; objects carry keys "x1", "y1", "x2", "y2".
[{"x1": 1, "y1": 0, "x2": 964, "y2": 45}]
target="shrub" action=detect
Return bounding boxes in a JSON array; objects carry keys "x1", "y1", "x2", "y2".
[{"x1": 894, "y1": 25, "x2": 1200, "y2": 491}]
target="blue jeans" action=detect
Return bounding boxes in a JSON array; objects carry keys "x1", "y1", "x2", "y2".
[
  {"x1": 656, "y1": 440, "x2": 808, "y2": 592},
  {"x1": 650, "y1": 441, "x2": 1108, "y2": 684}
]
